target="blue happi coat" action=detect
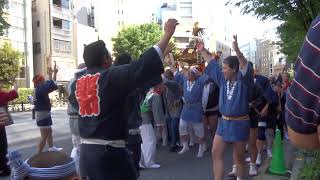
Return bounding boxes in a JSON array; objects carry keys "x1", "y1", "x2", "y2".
[
  {"x1": 255, "y1": 75, "x2": 277, "y2": 104},
  {"x1": 174, "y1": 71, "x2": 209, "y2": 123},
  {"x1": 205, "y1": 61, "x2": 254, "y2": 117}
]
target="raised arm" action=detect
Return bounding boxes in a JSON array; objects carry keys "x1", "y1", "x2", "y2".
[
  {"x1": 196, "y1": 39, "x2": 212, "y2": 63},
  {"x1": 232, "y1": 35, "x2": 247, "y2": 69},
  {"x1": 109, "y1": 19, "x2": 179, "y2": 93},
  {"x1": 156, "y1": 20, "x2": 179, "y2": 57},
  {"x1": 196, "y1": 40, "x2": 224, "y2": 87}
]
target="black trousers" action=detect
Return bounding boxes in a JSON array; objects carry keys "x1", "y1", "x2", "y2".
[
  {"x1": 80, "y1": 144, "x2": 137, "y2": 180},
  {"x1": 0, "y1": 126, "x2": 9, "y2": 171},
  {"x1": 126, "y1": 134, "x2": 142, "y2": 177}
]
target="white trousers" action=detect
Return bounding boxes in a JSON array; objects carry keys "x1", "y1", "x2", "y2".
[
  {"x1": 70, "y1": 134, "x2": 81, "y2": 175},
  {"x1": 140, "y1": 124, "x2": 157, "y2": 167}
]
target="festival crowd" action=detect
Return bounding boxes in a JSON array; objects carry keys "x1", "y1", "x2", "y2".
[{"x1": 0, "y1": 16, "x2": 319, "y2": 180}]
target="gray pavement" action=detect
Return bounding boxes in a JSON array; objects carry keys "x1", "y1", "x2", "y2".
[{"x1": 2, "y1": 109, "x2": 257, "y2": 180}]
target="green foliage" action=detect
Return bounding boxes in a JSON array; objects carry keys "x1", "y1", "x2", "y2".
[
  {"x1": 112, "y1": 23, "x2": 163, "y2": 60},
  {"x1": 227, "y1": 0, "x2": 320, "y2": 63},
  {"x1": 13, "y1": 88, "x2": 33, "y2": 104},
  {"x1": 0, "y1": 42, "x2": 22, "y2": 87},
  {"x1": 298, "y1": 150, "x2": 320, "y2": 180},
  {"x1": 277, "y1": 18, "x2": 306, "y2": 63},
  {"x1": 0, "y1": 0, "x2": 10, "y2": 36}
]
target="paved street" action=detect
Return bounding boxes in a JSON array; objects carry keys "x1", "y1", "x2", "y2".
[{"x1": 4, "y1": 109, "x2": 240, "y2": 180}]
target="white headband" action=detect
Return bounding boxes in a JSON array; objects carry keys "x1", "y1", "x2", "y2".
[{"x1": 190, "y1": 67, "x2": 200, "y2": 76}]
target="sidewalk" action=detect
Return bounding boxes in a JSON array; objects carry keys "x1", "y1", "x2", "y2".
[{"x1": 253, "y1": 140, "x2": 298, "y2": 180}]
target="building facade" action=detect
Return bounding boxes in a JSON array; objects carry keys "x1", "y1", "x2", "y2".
[
  {"x1": 32, "y1": 0, "x2": 76, "y2": 83},
  {"x1": 73, "y1": 0, "x2": 98, "y2": 65},
  {"x1": 256, "y1": 39, "x2": 285, "y2": 76},
  {"x1": 94, "y1": 0, "x2": 155, "y2": 52},
  {"x1": 1, "y1": 0, "x2": 33, "y2": 87},
  {"x1": 159, "y1": 0, "x2": 232, "y2": 58},
  {"x1": 240, "y1": 40, "x2": 258, "y2": 66}
]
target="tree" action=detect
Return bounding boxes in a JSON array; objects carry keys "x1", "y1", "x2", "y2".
[
  {"x1": 0, "y1": 0, "x2": 10, "y2": 35},
  {"x1": 227, "y1": 0, "x2": 320, "y2": 63},
  {"x1": 112, "y1": 23, "x2": 163, "y2": 60},
  {"x1": 0, "y1": 42, "x2": 21, "y2": 87}
]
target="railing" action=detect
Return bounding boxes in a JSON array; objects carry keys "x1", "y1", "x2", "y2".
[
  {"x1": 52, "y1": 27, "x2": 71, "y2": 36},
  {"x1": 51, "y1": 5, "x2": 72, "y2": 20}
]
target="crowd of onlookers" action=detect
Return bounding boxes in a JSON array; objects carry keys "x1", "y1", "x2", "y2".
[{"x1": 0, "y1": 16, "x2": 319, "y2": 180}]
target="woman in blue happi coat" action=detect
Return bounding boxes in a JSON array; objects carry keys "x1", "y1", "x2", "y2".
[
  {"x1": 197, "y1": 35, "x2": 254, "y2": 180},
  {"x1": 167, "y1": 58, "x2": 209, "y2": 158}
]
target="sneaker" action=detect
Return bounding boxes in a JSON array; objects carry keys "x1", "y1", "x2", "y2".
[
  {"x1": 228, "y1": 165, "x2": 237, "y2": 177},
  {"x1": 196, "y1": 144, "x2": 206, "y2": 158},
  {"x1": 48, "y1": 147, "x2": 63, "y2": 152},
  {"x1": 178, "y1": 145, "x2": 189, "y2": 154},
  {"x1": 145, "y1": 164, "x2": 161, "y2": 169},
  {"x1": 245, "y1": 157, "x2": 251, "y2": 163},
  {"x1": 169, "y1": 145, "x2": 179, "y2": 152},
  {"x1": 249, "y1": 163, "x2": 258, "y2": 176},
  {"x1": 203, "y1": 143, "x2": 207, "y2": 152},
  {"x1": 267, "y1": 149, "x2": 272, "y2": 158},
  {"x1": 256, "y1": 154, "x2": 262, "y2": 166},
  {"x1": 284, "y1": 132, "x2": 289, "y2": 140},
  {"x1": 139, "y1": 163, "x2": 146, "y2": 169}
]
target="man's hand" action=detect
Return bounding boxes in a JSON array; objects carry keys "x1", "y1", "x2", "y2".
[
  {"x1": 47, "y1": 67, "x2": 53, "y2": 76},
  {"x1": 53, "y1": 62, "x2": 59, "y2": 74},
  {"x1": 232, "y1": 35, "x2": 240, "y2": 52},
  {"x1": 164, "y1": 19, "x2": 179, "y2": 38},
  {"x1": 232, "y1": 34, "x2": 247, "y2": 68},
  {"x1": 157, "y1": 19, "x2": 179, "y2": 58},
  {"x1": 260, "y1": 104, "x2": 269, "y2": 117}
]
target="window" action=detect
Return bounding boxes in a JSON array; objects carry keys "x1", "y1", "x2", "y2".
[
  {"x1": 53, "y1": 39, "x2": 72, "y2": 53},
  {"x1": 180, "y1": 7, "x2": 192, "y2": 17},
  {"x1": 175, "y1": 37, "x2": 189, "y2": 44},
  {"x1": 53, "y1": 18, "x2": 70, "y2": 30},
  {"x1": 9, "y1": 1, "x2": 25, "y2": 17},
  {"x1": 62, "y1": 20, "x2": 70, "y2": 30},
  {"x1": 53, "y1": 0, "x2": 70, "y2": 9},
  {"x1": 8, "y1": 27, "x2": 25, "y2": 42},
  {"x1": 37, "y1": 20, "x2": 40, "y2": 27},
  {"x1": 61, "y1": 0, "x2": 70, "y2": 9},
  {"x1": 53, "y1": 18, "x2": 62, "y2": 28},
  {"x1": 180, "y1": 1, "x2": 192, "y2": 7},
  {"x1": 33, "y1": 42, "x2": 41, "y2": 54},
  {"x1": 11, "y1": 17, "x2": 25, "y2": 28}
]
